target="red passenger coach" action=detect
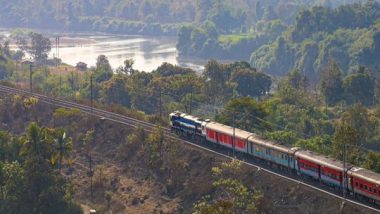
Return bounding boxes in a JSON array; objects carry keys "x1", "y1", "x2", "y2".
[
  {"x1": 204, "y1": 122, "x2": 254, "y2": 152},
  {"x1": 297, "y1": 157, "x2": 320, "y2": 179},
  {"x1": 348, "y1": 167, "x2": 380, "y2": 203},
  {"x1": 295, "y1": 150, "x2": 347, "y2": 188}
]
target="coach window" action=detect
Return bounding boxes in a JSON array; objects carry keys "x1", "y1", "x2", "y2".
[
  {"x1": 355, "y1": 182, "x2": 358, "y2": 187},
  {"x1": 360, "y1": 184, "x2": 363, "y2": 189},
  {"x1": 365, "y1": 185, "x2": 368, "y2": 190}
]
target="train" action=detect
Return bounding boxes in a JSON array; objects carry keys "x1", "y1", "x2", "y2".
[{"x1": 169, "y1": 111, "x2": 380, "y2": 204}]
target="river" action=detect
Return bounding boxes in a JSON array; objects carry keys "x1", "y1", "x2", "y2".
[
  {"x1": 50, "y1": 34, "x2": 208, "y2": 72},
  {"x1": 1, "y1": 30, "x2": 207, "y2": 72}
]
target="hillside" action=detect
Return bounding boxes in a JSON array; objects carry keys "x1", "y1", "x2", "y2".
[
  {"x1": 0, "y1": 93, "x2": 378, "y2": 213},
  {"x1": 0, "y1": 0, "x2": 375, "y2": 34},
  {"x1": 176, "y1": 0, "x2": 380, "y2": 79}
]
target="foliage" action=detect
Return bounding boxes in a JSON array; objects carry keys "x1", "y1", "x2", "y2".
[
  {"x1": 319, "y1": 60, "x2": 344, "y2": 105},
  {"x1": 17, "y1": 32, "x2": 51, "y2": 63},
  {"x1": 216, "y1": 97, "x2": 268, "y2": 133},
  {"x1": 343, "y1": 69, "x2": 375, "y2": 106},
  {"x1": 294, "y1": 136, "x2": 332, "y2": 155},
  {"x1": 0, "y1": 123, "x2": 82, "y2": 214},
  {"x1": 363, "y1": 152, "x2": 380, "y2": 173},
  {"x1": 101, "y1": 74, "x2": 130, "y2": 107},
  {"x1": 252, "y1": 2, "x2": 380, "y2": 79},
  {"x1": 147, "y1": 126, "x2": 164, "y2": 167},
  {"x1": 94, "y1": 55, "x2": 113, "y2": 82},
  {"x1": 194, "y1": 159, "x2": 262, "y2": 213},
  {"x1": 230, "y1": 68, "x2": 272, "y2": 98}
]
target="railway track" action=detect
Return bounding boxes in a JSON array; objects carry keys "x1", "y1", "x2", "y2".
[{"x1": 0, "y1": 84, "x2": 379, "y2": 213}]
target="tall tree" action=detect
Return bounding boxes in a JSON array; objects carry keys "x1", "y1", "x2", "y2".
[
  {"x1": 52, "y1": 129, "x2": 73, "y2": 172},
  {"x1": 319, "y1": 60, "x2": 344, "y2": 105},
  {"x1": 343, "y1": 68, "x2": 374, "y2": 106},
  {"x1": 203, "y1": 60, "x2": 232, "y2": 100},
  {"x1": 194, "y1": 159, "x2": 262, "y2": 213},
  {"x1": 216, "y1": 97, "x2": 268, "y2": 132},
  {"x1": 332, "y1": 122, "x2": 362, "y2": 164},
  {"x1": 22, "y1": 33, "x2": 51, "y2": 63},
  {"x1": 95, "y1": 55, "x2": 113, "y2": 82},
  {"x1": 101, "y1": 74, "x2": 131, "y2": 107},
  {"x1": 230, "y1": 68, "x2": 272, "y2": 98},
  {"x1": 341, "y1": 103, "x2": 376, "y2": 143}
]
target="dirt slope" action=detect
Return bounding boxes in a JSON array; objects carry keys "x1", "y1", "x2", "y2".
[{"x1": 0, "y1": 96, "x2": 378, "y2": 214}]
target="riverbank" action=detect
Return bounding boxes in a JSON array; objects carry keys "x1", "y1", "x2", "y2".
[{"x1": 1, "y1": 29, "x2": 207, "y2": 72}]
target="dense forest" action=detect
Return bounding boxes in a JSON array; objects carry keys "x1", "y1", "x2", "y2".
[
  {"x1": 251, "y1": 0, "x2": 380, "y2": 78},
  {"x1": 177, "y1": 0, "x2": 380, "y2": 79},
  {"x1": 1, "y1": 36, "x2": 380, "y2": 175},
  {"x1": 2, "y1": 0, "x2": 380, "y2": 79},
  {"x1": 0, "y1": 121, "x2": 83, "y2": 213},
  {"x1": 0, "y1": 0, "x2": 375, "y2": 35}
]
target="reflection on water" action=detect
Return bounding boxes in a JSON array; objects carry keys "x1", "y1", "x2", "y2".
[{"x1": 49, "y1": 34, "x2": 206, "y2": 72}]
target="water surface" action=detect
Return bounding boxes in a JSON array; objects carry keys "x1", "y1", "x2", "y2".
[{"x1": 49, "y1": 34, "x2": 206, "y2": 72}]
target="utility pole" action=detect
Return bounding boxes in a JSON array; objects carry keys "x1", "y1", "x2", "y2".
[
  {"x1": 343, "y1": 144, "x2": 347, "y2": 199},
  {"x1": 232, "y1": 113, "x2": 236, "y2": 157},
  {"x1": 55, "y1": 36, "x2": 60, "y2": 67},
  {"x1": 29, "y1": 64, "x2": 33, "y2": 94},
  {"x1": 189, "y1": 90, "x2": 193, "y2": 114},
  {"x1": 159, "y1": 86, "x2": 162, "y2": 118},
  {"x1": 70, "y1": 71, "x2": 75, "y2": 90},
  {"x1": 232, "y1": 86, "x2": 237, "y2": 157},
  {"x1": 90, "y1": 74, "x2": 93, "y2": 114},
  {"x1": 89, "y1": 153, "x2": 93, "y2": 201}
]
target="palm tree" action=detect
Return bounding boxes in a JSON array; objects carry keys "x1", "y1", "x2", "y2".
[
  {"x1": 52, "y1": 129, "x2": 73, "y2": 172},
  {"x1": 21, "y1": 123, "x2": 49, "y2": 158}
]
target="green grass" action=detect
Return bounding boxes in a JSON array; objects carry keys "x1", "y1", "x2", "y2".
[{"x1": 218, "y1": 34, "x2": 255, "y2": 45}]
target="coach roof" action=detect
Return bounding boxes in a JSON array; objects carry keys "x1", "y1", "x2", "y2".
[
  {"x1": 295, "y1": 150, "x2": 350, "y2": 171},
  {"x1": 348, "y1": 167, "x2": 380, "y2": 186},
  {"x1": 205, "y1": 122, "x2": 255, "y2": 139}
]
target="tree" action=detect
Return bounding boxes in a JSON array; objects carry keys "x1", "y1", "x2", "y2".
[
  {"x1": 196, "y1": 0, "x2": 214, "y2": 22},
  {"x1": 52, "y1": 129, "x2": 73, "y2": 172},
  {"x1": 20, "y1": 122, "x2": 53, "y2": 160},
  {"x1": 95, "y1": 55, "x2": 113, "y2": 82},
  {"x1": 153, "y1": 62, "x2": 195, "y2": 77},
  {"x1": 319, "y1": 60, "x2": 344, "y2": 105},
  {"x1": 194, "y1": 159, "x2": 262, "y2": 213},
  {"x1": 286, "y1": 69, "x2": 308, "y2": 91},
  {"x1": 363, "y1": 152, "x2": 380, "y2": 173},
  {"x1": 341, "y1": 103, "x2": 376, "y2": 143},
  {"x1": 0, "y1": 161, "x2": 27, "y2": 214},
  {"x1": 276, "y1": 69, "x2": 312, "y2": 107},
  {"x1": 0, "y1": 131, "x2": 12, "y2": 161},
  {"x1": 332, "y1": 122, "x2": 363, "y2": 164},
  {"x1": 343, "y1": 69, "x2": 374, "y2": 106},
  {"x1": 21, "y1": 33, "x2": 51, "y2": 63},
  {"x1": 216, "y1": 97, "x2": 268, "y2": 132},
  {"x1": 230, "y1": 68, "x2": 272, "y2": 98},
  {"x1": 2, "y1": 40, "x2": 11, "y2": 57},
  {"x1": 147, "y1": 126, "x2": 164, "y2": 167},
  {"x1": 177, "y1": 25, "x2": 194, "y2": 55},
  {"x1": 7, "y1": 123, "x2": 83, "y2": 214},
  {"x1": 203, "y1": 60, "x2": 232, "y2": 100},
  {"x1": 101, "y1": 74, "x2": 131, "y2": 107},
  {"x1": 118, "y1": 59, "x2": 135, "y2": 75}
]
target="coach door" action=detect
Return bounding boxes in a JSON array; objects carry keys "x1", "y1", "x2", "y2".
[{"x1": 248, "y1": 141, "x2": 254, "y2": 155}]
